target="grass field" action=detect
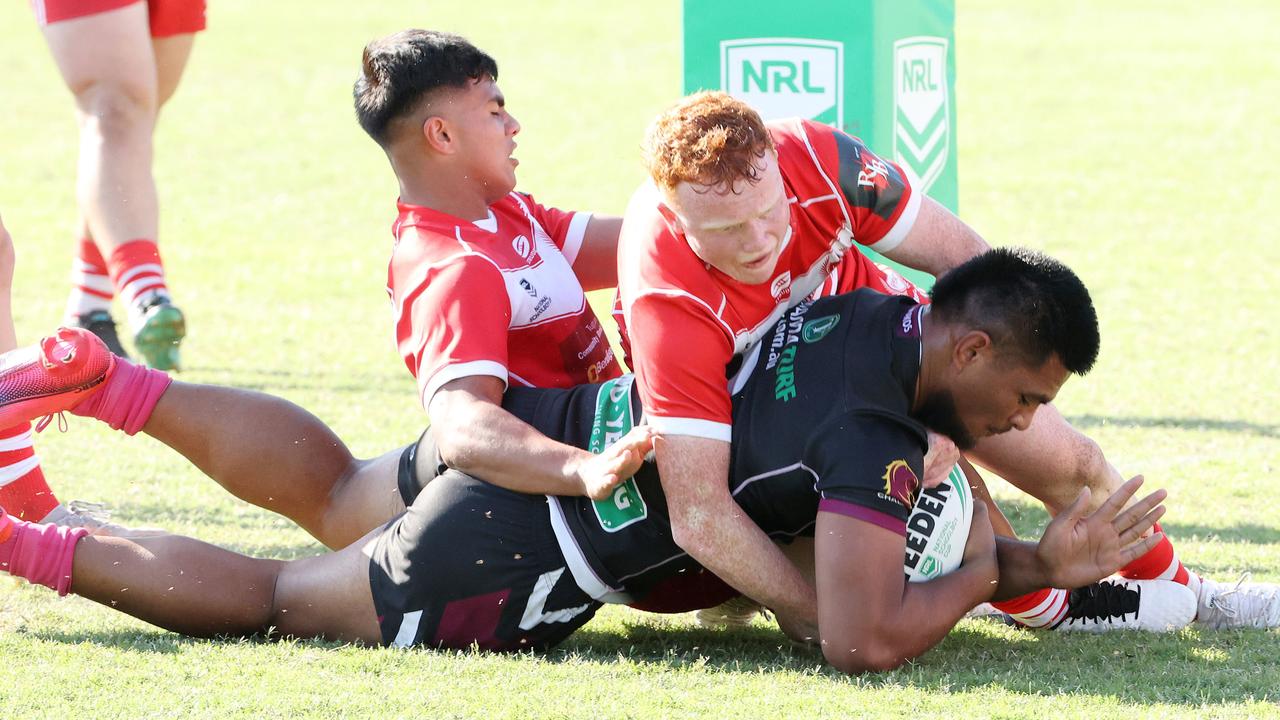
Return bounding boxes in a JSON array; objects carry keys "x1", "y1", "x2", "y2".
[{"x1": 1, "y1": 1, "x2": 1277, "y2": 717}]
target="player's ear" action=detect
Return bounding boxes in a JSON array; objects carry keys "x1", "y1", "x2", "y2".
[
  {"x1": 952, "y1": 330, "x2": 992, "y2": 371},
  {"x1": 422, "y1": 115, "x2": 453, "y2": 153}
]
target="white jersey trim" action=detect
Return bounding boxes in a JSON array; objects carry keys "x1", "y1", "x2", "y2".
[
  {"x1": 545, "y1": 497, "x2": 634, "y2": 604},
  {"x1": 420, "y1": 360, "x2": 508, "y2": 411},
  {"x1": 645, "y1": 416, "x2": 732, "y2": 442},
  {"x1": 732, "y1": 461, "x2": 819, "y2": 498},
  {"x1": 471, "y1": 209, "x2": 499, "y2": 233},
  {"x1": 864, "y1": 183, "x2": 922, "y2": 255},
  {"x1": 391, "y1": 610, "x2": 423, "y2": 648},
  {"x1": 561, "y1": 212, "x2": 593, "y2": 266},
  {"x1": 628, "y1": 287, "x2": 735, "y2": 348}
]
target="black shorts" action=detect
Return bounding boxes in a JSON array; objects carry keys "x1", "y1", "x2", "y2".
[
  {"x1": 368, "y1": 464, "x2": 601, "y2": 652},
  {"x1": 396, "y1": 429, "x2": 439, "y2": 507}
]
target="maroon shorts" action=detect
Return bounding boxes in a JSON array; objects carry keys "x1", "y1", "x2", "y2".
[{"x1": 32, "y1": 0, "x2": 206, "y2": 37}]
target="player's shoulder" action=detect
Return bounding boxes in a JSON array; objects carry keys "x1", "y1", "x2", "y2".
[{"x1": 618, "y1": 183, "x2": 716, "y2": 299}]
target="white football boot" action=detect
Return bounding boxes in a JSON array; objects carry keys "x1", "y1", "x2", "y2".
[
  {"x1": 1194, "y1": 574, "x2": 1280, "y2": 629},
  {"x1": 1053, "y1": 578, "x2": 1196, "y2": 633}
]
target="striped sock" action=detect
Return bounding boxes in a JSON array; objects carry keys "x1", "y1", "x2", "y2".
[
  {"x1": 991, "y1": 587, "x2": 1069, "y2": 629},
  {"x1": 0, "y1": 424, "x2": 60, "y2": 521},
  {"x1": 106, "y1": 239, "x2": 171, "y2": 330},
  {"x1": 65, "y1": 237, "x2": 114, "y2": 321},
  {"x1": 1117, "y1": 522, "x2": 1200, "y2": 596}
]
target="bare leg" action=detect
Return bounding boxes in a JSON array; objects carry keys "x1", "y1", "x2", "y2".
[
  {"x1": 43, "y1": 4, "x2": 160, "y2": 254},
  {"x1": 152, "y1": 34, "x2": 195, "y2": 110},
  {"x1": 969, "y1": 404, "x2": 1124, "y2": 515},
  {"x1": 68, "y1": 529, "x2": 381, "y2": 643},
  {"x1": 0, "y1": 220, "x2": 17, "y2": 353},
  {"x1": 139, "y1": 382, "x2": 407, "y2": 549}
]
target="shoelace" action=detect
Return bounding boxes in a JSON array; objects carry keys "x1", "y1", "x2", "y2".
[
  {"x1": 34, "y1": 412, "x2": 69, "y2": 434},
  {"x1": 1205, "y1": 572, "x2": 1251, "y2": 619},
  {"x1": 1064, "y1": 580, "x2": 1141, "y2": 622}
]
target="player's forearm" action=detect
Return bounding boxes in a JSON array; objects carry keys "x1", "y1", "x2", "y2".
[
  {"x1": 990, "y1": 536, "x2": 1053, "y2": 602},
  {"x1": 670, "y1": 506, "x2": 817, "y2": 623},
  {"x1": 879, "y1": 565, "x2": 995, "y2": 664},
  {"x1": 828, "y1": 563, "x2": 995, "y2": 674},
  {"x1": 434, "y1": 400, "x2": 592, "y2": 497}
]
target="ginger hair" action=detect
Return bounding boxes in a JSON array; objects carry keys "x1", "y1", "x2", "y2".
[{"x1": 642, "y1": 91, "x2": 774, "y2": 193}]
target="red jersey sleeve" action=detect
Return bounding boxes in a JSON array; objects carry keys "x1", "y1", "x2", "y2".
[
  {"x1": 800, "y1": 119, "x2": 921, "y2": 255},
  {"x1": 627, "y1": 292, "x2": 735, "y2": 441},
  {"x1": 516, "y1": 192, "x2": 593, "y2": 265},
  {"x1": 391, "y1": 251, "x2": 513, "y2": 410}
]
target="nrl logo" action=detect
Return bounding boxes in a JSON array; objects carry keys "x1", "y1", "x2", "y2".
[
  {"x1": 720, "y1": 38, "x2": 843, "y2": 127},
  {"x1": 893, "y1": 37, "x2": 949, "y2": 193}
]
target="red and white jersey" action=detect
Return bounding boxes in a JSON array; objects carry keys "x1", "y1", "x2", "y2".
[
  {"x1": 617, "y1": 119, "x2": 929, "y2": 441},
  {"x1": 390, "y1": 193, "x2": 622, "y2": 410}
]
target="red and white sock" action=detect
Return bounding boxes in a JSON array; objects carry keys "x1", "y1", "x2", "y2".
[
  {"x1": 106, "y1": 239, "x2": 171, "y2": 329},
  {"x1": 0, "y1": 423, "x2": 60, "y2": 521},
  {"x1": 0, "y1": 508, "x2": 88, "y2": 596},
  {"x1": 1117, "y1": 523, "x2": 1201, "y2": 596},
  {"x1": 991, "y1": 587, "x2": 1069, "y2": 629},
  {"x1": 65, "y1": 237, "x2": 114, "y2": 321}
]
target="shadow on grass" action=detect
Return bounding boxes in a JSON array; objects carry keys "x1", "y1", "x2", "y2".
[
  {"x1": 1067, "y1": 413, "x2": 1278, "y2": 439},
  {"x1": 26, "y1": 611, "x2": 1277, "y2": 706},
  {"x1": 553, "y1": 617, "x2": 1278, "y2": 706}
]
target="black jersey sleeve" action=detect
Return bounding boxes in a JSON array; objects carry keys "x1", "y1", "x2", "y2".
[{"x1": 805, "y1": 410, "x2": 925, "y2": 536}]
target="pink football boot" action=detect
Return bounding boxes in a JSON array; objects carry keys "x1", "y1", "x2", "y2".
[{"x1": 0, "y1": 327, "x2": 113, "y2": 429}]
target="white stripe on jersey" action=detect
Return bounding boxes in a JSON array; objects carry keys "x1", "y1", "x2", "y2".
[
  {"x1": 560, "y1": 212, "x2": 593, "y2": 266},
  {"x1": 644, "y1": 415, "x2": 731, "y2": 442},
  {"x1": 627, "y1": 287, "x2": 735, "y2": 349},
  {"x1": 392, "y1": 610, "x2": 423, "y2": 648},
  {"x1": 545, "y1": 497, "x2": 633, "y2": 603},
  {"x1": 507, "y1": 370, "x2": 535, "y2": 388},
  {"x1": 799, "y1": 193, "x2": 840, "y2": 208},
  {"x1": 421, "y1": 360, "x2": 509, "y2": 412},
  {"x1": 865, "y1": 183, "x2": 922, "y2": 255},
  {"x1": 732, "y1": 461, "x2": 820, "y2": 498}
]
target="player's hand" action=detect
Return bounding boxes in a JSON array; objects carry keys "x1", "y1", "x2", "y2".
[
  {"x1": 922, "y1": 431, "x2": 959, "y2": 489},
  {"x1": 961, "y1": 500, "x2": 998, "y2": 591},
  {"x1": 575, "y1": 425, "x2": 656, "y2": 500},
  {"x1": 1035, "y1": 475, "x2": 1167, "y2": 590}
]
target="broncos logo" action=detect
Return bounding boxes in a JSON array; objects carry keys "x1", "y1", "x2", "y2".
[{"x1": 881, "y1": 459, "x2": 920, "y2": 508}]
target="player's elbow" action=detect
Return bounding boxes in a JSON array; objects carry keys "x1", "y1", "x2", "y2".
[
  {"x1": 822, "y1": 637, "x2": 908, "y2": 675},
  {"x1": 433, "y1": 422, "x2": 480, "y2": 473},
  {"x1": 668, "y1": 513, "x2": 711, "y2": 557}
]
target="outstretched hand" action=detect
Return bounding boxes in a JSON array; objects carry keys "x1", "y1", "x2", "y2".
[
  {"x1": 1035, "y1": 475, "x2": 1167, "y2": 590},
  {"x1": 575, "y1": 425, "x2": 656, "y2": 500}
]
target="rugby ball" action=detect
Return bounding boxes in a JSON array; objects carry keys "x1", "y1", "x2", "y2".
[{"x1": 903, "y1": 465, "x2": 973, "y2": 582}]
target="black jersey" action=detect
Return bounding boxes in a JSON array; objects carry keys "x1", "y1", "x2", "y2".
[{"x1": 503, "y1": 289, "x2": 930, "y2": 603}]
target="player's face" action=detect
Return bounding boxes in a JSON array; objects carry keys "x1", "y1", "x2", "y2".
[
  {"x1": 943, "y1": 350, "x2": 1071, "y2": 449},
  {"x1": 665, "y1": 151, "x2": 791, "y2": 285},
  {"x1": 448, "y1": 77, "x2": 521, "y2": 199}
]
